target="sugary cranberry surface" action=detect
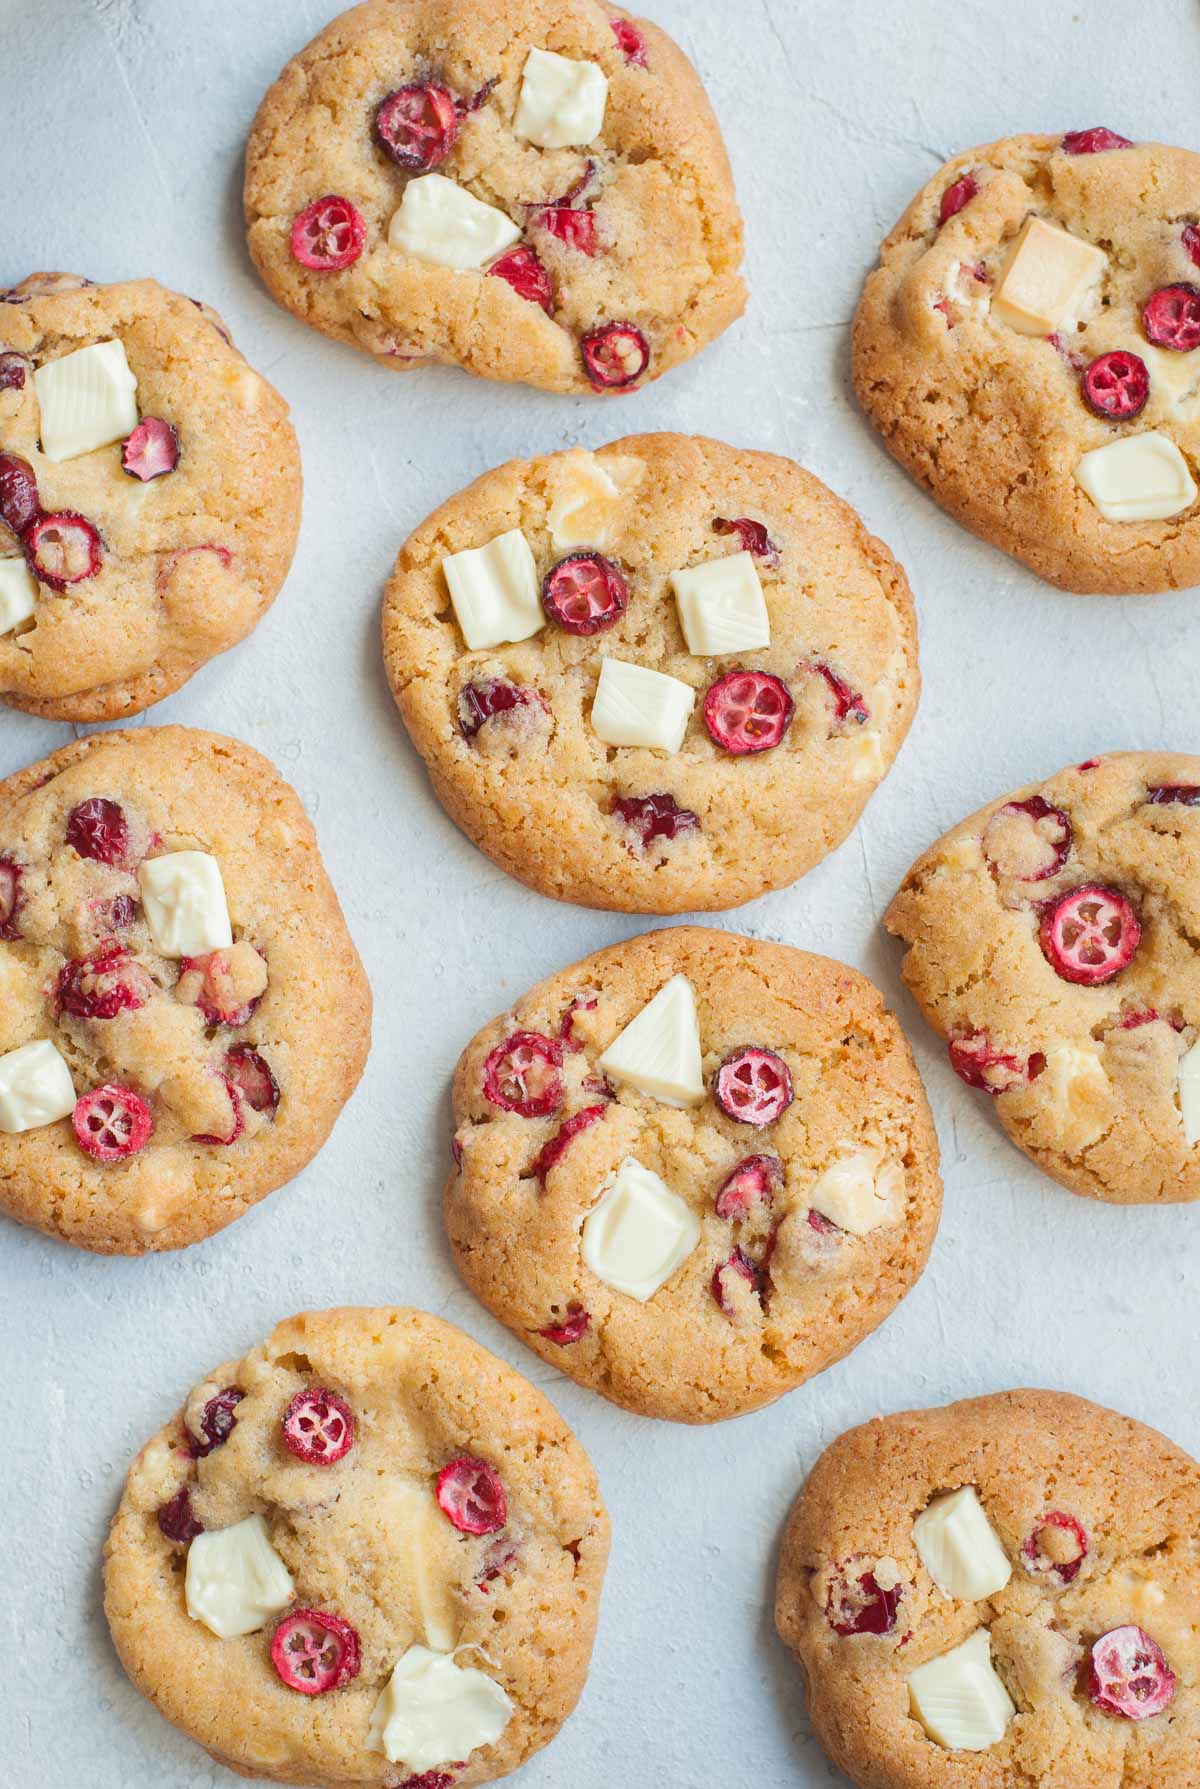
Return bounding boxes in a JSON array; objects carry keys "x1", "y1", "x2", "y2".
[
  {"x1": 436, "y1": 1456, "x2": 507, "y2": 1534},
  {"x1": 611, "y1": 792, "x2": 699, "y2": 849},
  {"x1": 225, "y1": 1044, "x2": 281, "y2": 1117},
  {"x1": 57, "y1": 943, "x2": 148, "y2": 1019},
  {"x1": 539, "y1": 1306, "x2": 590, "y2": 1345},
  {"x1": 1142, "y1": 284, "x2": 1200, "y2": 352},
  {"x1": 482, "y1": 1032, "x2": 563, "y2": 1117},
  {"x1": 457, "y1": 678, "x2": 542, "y2": 740},
  {"x1": 1082, "y1": 350, "x2": 1149, "y2": 420},
  {"x1": 610, "y1": 16, "x2": 647, "y2": 63},
  {"x1": 156, "y1": 1487, "x2": 202, "y2": 1546},
  {"x1": 376, "y1": 83, "x2": 458, "y2": 170},
  {"x1": 1147, "y1": 784, "x2": 1200, "y2": 806},
  {"x1": 122, "y1": 417, "x2": 180, "y2": 481},
  {"x1": 1039, "y1": 885, "x2": 1140, "y2": 985},
  {"x1": 581, "y1": 322, "x2": 650, "y2": 390},
  {"x1": 939, "y1": 173, "x2": 977, "y2": 224},
  {"x1": 191, "y1": 1075, "x2": 246, "y2": 1146},
  {"x1": 715, "y1": 1152, "x2": 782, "y2": 1220},
  {"x1": 806, "y1": 661, "x2": 868, "y2": 725},
  {"x1": 1089, "y1": 1626, "x2": 1175, "y2": 1720},
  {"x1": 713, "y1": 516, "x2": 780, "y2": 565},
  {"x1": 0, "y1": 858, "x2": 21, "y2": 940},
  {"x1": 488, "y1": 245, "x2": 553, "y2": 312},
  {"x1": 72, "y1": 1085, "x2": 153, "y2": 1161},
  {"x1": 537, "y1": 206, "x2": 598, "y2": 255},
  {"x1": 25, "y1": 511, "x2": 103, "y2": 588},
  {"x1": 542, "y1": 552, "x2": 627, "y2": 633},
  {"x1": 703, "y1": 670, "x2": 794, "y2": 755},
  {"x1": 826, "y1": 1561, "x2": 903, "y2": 1637},
  {"x1": 983, "y1": 797, "x2": 1072, "y2": 882},
  {"x1": 1062, "y1": 127, "x2": 1134, "y2": 154},
  {"x1": 711, "y1": 1246, "x2": 761, "y2": 1315},
  {"x1": 1020, "y1": 1510, "x2": 1088, "y2": 1585},
  {"x1": 282, "y1": 1388, "x2": 354, "y2": 1464},
  {"x1": 290, "y1": 196, "x2": 366, "y2": 271},
  {"x1": 271, "y1": 1609, "x2": 362, "y2": 1694},
  {"x1": 0, "y1": 451, "x2": 39, "y2": 535},
  {"x1": 949, "y1": 1031, "x2": 1044, "y2": 1095},
  {"x1": 66, "y1": 797, "x2": 130, "y2": 866},
  {"x1": 1185, "y1": 224, "x2": 1200, "y2": 270},
  {"x1": 714, "y1": 1048, "x2": 793, "y2": 1127},
  {"x1": 0, "y1": 351, "x2": 27, "y2": 390},
  {"x1": 527, "y1": 1104, "x2": 606, "y2": 1183},
  {"x1": 190, "y1": 1386, "x2": 244, "y2": 1457}
]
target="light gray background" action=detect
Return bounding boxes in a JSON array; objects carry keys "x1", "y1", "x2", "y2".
[{"x1": 2, "y1": 0, "x2": 1198, "y2": 1783}]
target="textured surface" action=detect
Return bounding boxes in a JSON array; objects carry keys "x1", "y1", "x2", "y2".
[{"x1": 2, "y1": 0, "x2": 1200, "y2": 1786}]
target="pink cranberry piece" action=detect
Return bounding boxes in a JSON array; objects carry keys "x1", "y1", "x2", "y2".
[
  {"x1": 704, "y1": 670, "x2": 794, "y2": 755},
  {"x1": 72, "y1": 1085, "x2": 153, "y2": 1161},
  {"x1": 57, "y1": 943, "x2": 148, "y2": 1019},
  {"x1": 580, "y1": 322, "x2": 650, "y2": 390},
  {"x1": 398, "y1": 1776, "x2": 456, "y2": 1789},
  {"x1": 808, "y1": 1209, "x2": 840, "y2": 1237},
  {"x1": 1062, "y1": 127, "x2": 1134, "y2": 154},
  {"x1": 1040, "y1": 885, "x2": 1140, "y2": 985},
  {"x1": 0, "y1": 451, "x2": 39, "y2": 537},
  {"x1": 122, "y1": 417, "x2": 180, "y2": 482},
  {"x1": 983, "y1": 796, "x2": 1072, "y2": 882},
  {"x1": 376, "y1": 83, "x2": 459, "y2": 170},
  {"x1": 290, "y1": 196, "x2": 367, "y2": 271},
  {"x1": 826, "y1": 1561, "x2": 902, "y2": 1637},
  {"x1": 542, "y1": 552, "x2": 627, "y2": 634},
  {"x1": 192, "y1": 1076, "x2": 246, "y2": 1147},
  {"x1": 527, "y1": 1104, "x2": 606, "y2": 1183},
  {"x1": 1020, "y1": 1510, "x2": 1088, "y2": 1586},
  {"x1": 1184, "y1": 224, "x2": 1200, "y2": 270},
  {"x1": 489, "y1": 245, "x2": 553, "y2": 312},
  {"x1": 96, "y1": 894, "x2": 137, "y2": 931},
  {"x1": 715, "y1": 1152, "x2": 782, "y2": 1220},
  {"x1": 806, "y1": 661, "x2": 869, "y2": 725},
  {"x1": 711, "y1": 1245, "x2": 762, "y2": 1315},
  {"x1": 1049, "y1": 332, "x2": 1088, "y2": 374},
  {"x1": 1147, "y1": 784, "x2": 1200, "y2": 806},
  {"x1": 66, "y1": 797, "x2": 129, "y2": 866},
  {"x1": 282, "y1": 1387, "x2": 354, "y2": 1464},
  {"x1": 1089, "y1": 1626, "x2": 1175, "y2": 1720},
  {"x1": 537, "y1": 207, "x2": 598, "y2": 255},
  {"x1": 25, "y1": 511, "x2": 103, "y2": 589},
  {"x1": 1082, "y1": 350, "x2": 1149, "y2": 420},
  {"x1": 714, "y1": 1047, "x2": 793, "y2": 1127},
  {"x1": 156, "y1": 1487, "x2": 202, "y2": 1546},
  {"x1": 179, "y1": 951, "x2": 260, "y2": 1027},
  {"x1": 948, "y1": 1031, "x2": 1044, "y2": 1095},
  {"x1": 482, "y1": 1031, "x2": 563, "y2": 1118},
  {"x1": 539, "y1": 1306, "x2": 590, "y2": 1345},
  {"x1": 611, "y1": 792, "x2": 699, "y2": 849},
  {"x1": 190, "y1": 1386, "x2": 244, "y2": 1457},
  {"x1": 1142, "y1": 284, "x2": 1200, "y2": 353},
  {"x1": 713, "y1": 516, "x2": 780, "y2": 565},
  {"x1": 271, "y1": 1609, "x2": 361, "y2": 1694},
  {"x1": 558, "y1": 995, "x2": 598, "y2": 1052},
  {"x1": 0, "y1": 352, "x2": 27, "y2": 390},
  {"x1": 939, "y1": 173, "x2": 977, "y2": 224},
  {"x1": 475, "y1": 1536, "x2": 519, "y2": 1591},
  {"x1": 457, "y1": 677, "x2": 542, "y2": 740},
  {"x1": 610, "y1": 16, "x2": 647, "y2": 64},
  {"x1": 437, "y1": 1456, "x2": 507, "y2": 1534},
  {"x1": 225, "y1": 1044, "x2": 281, "y2": 1117},
  {"x1": 0, "y1": 858, "x2": 21, "y2": 941},
  {"x1": 458, "y1": 77, "x2": 498, "y2": 115}
]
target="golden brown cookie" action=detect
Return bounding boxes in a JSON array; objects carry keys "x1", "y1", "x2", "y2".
[
  {"x1": 0, "y1": 727, "x2": 370, "y2": 1253},
  {"x1": 382, "y1": 433, "x2": 918, "y2": 914},
  {"x1": 776, "y1": 1390, "x2": 1200, "y2": 1789},
  {"x1": 852, "y1": 131, "x2": 1200, "y2": 593},
  {"x1": 444, "y1": 926, "x2": 941, "y2": 1422},
  {"x1": 104, "y1": 1306, "x2": 609, "y2": 1788}
]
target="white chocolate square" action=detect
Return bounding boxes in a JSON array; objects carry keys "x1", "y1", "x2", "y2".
[
  {"x1": 591, "y1": 657, "x2": 695, "y2": 752},
  {"x1": 1075, "y1": 432, "x2": 1197, "y2": 523},
  {"x1": 138, "y1": 851, "x2": 233, "y2": 957},
  {"x1": 671, "y1": 552, "x2": 771, "y2": 656},
  {"x1": 991, "y1": 216, "x2": 1106, "y2": 336},
  {"x1": 597, "y1": 973, "x2": 706, "y2": 1106},
  {"x1": 1177, "y1": 1037, "x2": 1200, "y2": 1145},
  {"x1": 913, "y1": 1487, "x2": 1012, "y2": 1601},
  {"x1": 907, "y1": 1628, "x2": 1016, "y2": 1752},
  {"x1": 368, "y1": 1646, "x2": 513, "y2": 1772},
  {"x1": 515, "y1": 47, "x2": 608, "y2": 150},
  {"x1": 808, "y1": 1147, "x2": 904, "y2": 1236},
  {"x1": 581, "y1": 1157, "x2": 700, "y2": 1301},
  {"x1": 0, "y1": 1040, "x2": 76, "y2": 1134},
  {"x1": 388, "y1": 174, "x2": 522, "y2": 271},
  {"x1": 185, "y1": 1514, "x2": 295, "y2": 1639},
  {"x1": 34, "y1": 339, "x2": 139, "y2": 462},
  {"x1": 0, "y1": 557, "x2": 37, "y2": 635},
  {"x1": 442, "y1": 528, "x2": 542, "y2": 650}
]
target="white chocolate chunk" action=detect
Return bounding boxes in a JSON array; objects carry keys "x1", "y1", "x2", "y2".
[
  {"x1": 34, "y1": 339, "x2": 139, "y2": 461},
  {"x1": 547, "y1": 449, "x2": 645, "y2": 552},
  {"x1": 0, "y1": 1040, "x2": 76, "y2": 1134},
  {"x1": 1075, "y1": 432, "x2": 1197, "y2": 523},
  {"x1": 0, "y1": 557, "x2": 37, "y2": 634},
  {"x1": 185, "y1": 1514, "x2": 295, "y2": 1639},
  {"x1": 671, "y1": 552, "x2": 771, "y2": 656},
  {"x1": 908, "y1": 1628, "x2": 1016, "y2": 1751},
  {"x1": 515, "y1": 47, "x2": 608, "y2": 150},
  {"x1": 1141, "y1": 342, "x2": 1200, "y2": 411},
  {"x1": 442, "y1": 528, "x2": 542, "y2": 650},
  {"x1": 809, "y1": 1147, "x2": 904, "y2": 1236},
  {"x1": 581, "y1": 1156, "x2": 700, "y2": 1301},
  {"x1": 1177, "y1": 1037, "x2": 1200, "y2": 1145},
  {"x1": 598, "y1": 973, "x2": 705, "y2": 1106},
  {"x1": 138, "y1": 851, "x2": 233, "y2": 958},
  {"x1": 388, "y1": 1482, "x2": 461, "y2": 1652},
  {"x1": 991, "y1": 216, "x2": 1106, "y2": 335},
  {"x1": 389, "y1": 174, "x2": 521, "y2": 270},
  {"x1": 591, "y1": 657, "x2": 695, "y2": 752},
  {"x1": 913, "y1": 1488, "x2": 1012, "y2": 1601},
  {"x1": 368, "y1": 1646, "x2": 512, "y2": 1771},
  {"x1": 847, "y1": 730, "x2": 886, "y2": 783}
]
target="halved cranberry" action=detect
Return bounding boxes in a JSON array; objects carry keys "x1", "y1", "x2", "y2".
[
  {"x1": 72, "y1": 1085, "x2": 152, "y2": 1161},
  {"x1": 1147, "y1": 784, "x2": 1200, "y2": 806},
  {"x1": 290, "y1": 196, "x2": 366, "y2": 271},
  {"x1": 581, "y1": 322, "x2": 650, "y2": 390},
  {"x1": 939, "y1": 173, "x2": 977, "y2": 224},
  {"x1": 610, "y1": 16, "x2": 647, "y2": 64},
  {"x1": 0, "y1": 352, "x2": 27, "y2": 390},
  {"x1": 826, "y1": 1561, "x2": 902, "y2": 1637},
  {"x1": 157, "y1": 1487, "x2": 202, "y2": 1546},
  {"x1": 489, "y1": 245, "x2": 553, "y2": 312},
  {"x1": 715, "y1": 1153, "x2": 782, "y2": 1220},
  {"x1": 122, "y1": 417, "x2": 179, "y2": 481},
  {"x1": 225, "y1": 1044, "x2": 280, "y2": 1117},
  {"x1": 271, "y1": 1609, "x2": 361, "y2": 1694},
  {"x1": 190, "y1": 1386, "x2": 244, "y2": 1457},
  {"x1": 1142, "y1": 284, "x2": 1200, "y2": 353},
  {"x1": 1089, "y1": 1626, "x2": 1175, "y2": 1720},
  {"x1": 711, "y1": 1246, "x2": 762, "y2": 1315},
  {"x1": 536, "y1": 207, "x2": 598, "y2": 255},
  {"x1": 704, "y1": 670, "x2": 794, "y2": 755},
  {"x1": 457, "y1": 678, "x2": 543, "y2": 740},
  {"x1": 542, "y1": 552, "x2": 627, "y2": 634},
  {"x1": 982, "y1": 796, "x2": 1073, "y2": 881},
  {"x1": 94, "y1": 894, "x2": 137, "y2": 931},
  {"x1": 1185, "y1": 224, "x2": 1200, "y2": 270},
  {"x1": 713, "y1": 516, "x2": 780, "y2": 565},
  {"x1": 57, "y1": 942, "x2": 148, "y2": 1019},
  {"x1": 0, "y1": 858, "x2": 21, "y2": 940},
  {"x1": 949, "y1": 1031, "x2": 1044, "y2": 1095},
  {"x1": 0, "y1": 451, "x2": 39, "y2": 535},
  {"x1": 714, "y1": 1048, "x2": 793, "y2": 1127},
  {"x1": 25, "y1": 511, "x2": 103, "y2": 588},
  {"x1": 376, "y1": 83, "x2": 458, "y2": 170},
  {"x1": 527, "y1": 1104, "x2": 606, "y2": 1183},
  {"x1": 178, "y1": 951, "x2": 260, "y2": 1027},
  {"x1": 1082, "y1": 350, "x2": 1149, "y2": 420},
  {"x1": 1062, "y1": 127, "x2": 1134, "y2": 154},
  {"x1": 436, "y1": 1456, "x2": 507, "y2": 1534},
  {"x1": 282, "y1": 1388, "x2": 354, "y2": 1464},
  {"x1": 1039, "y1": 885, "x2": 1140, "y2": 985},
  {"x1": 611, "y1": 792, "x2": 699, "y2": 849},
  {"x1": 482, "y1": 1032, "x2": 563, "y2": 1117},
  {"x1": 1020, "y1": 1511, "x2": 1088, "y2": 1586},
  {"x1": 191, "y1": 1076, "x2": 246, "y2": 1147},
  {"x1": 539, "y1": 1306, "x2": 590, "y2": 1345},
  {"x1": 808, "y1": 1209, "x2": 840, "y2": 1237},
  {"x1": 805, "y1": 661, "x2": 868, "y2": 725},
  {"x1": 558, "y1": 995, "x2": 598, "y2": 1052},
  {"x1": 66, "y1": 798, "x2": 129, "y2": 866}
]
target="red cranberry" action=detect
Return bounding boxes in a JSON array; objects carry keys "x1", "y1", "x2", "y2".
[
  {"x1": 459, "y1": 78, "x2": 498, "y2": 116},
  {"x1": 704, "y1": 670, "x2": 794, "y2": 755},
  {"x1": 1184, "y1": 224, "x2": 1200, "y2": 270},
  {"x1": 1020, "y1": 1511, "x2": 1088, "y2": 1586},
  {"x1": 558, "y1": 995, "x2": 598, "y2": 1052},
  {"x1": 1142, "y1": 284, "x2": 1200, "y2": 353},
  {"x1": 611, "y1": 792, "x2": 699, "y2": 849},
  {"x1": 290, "y1": 196, "x2": 367, "y2": 271},
  {"x1": 156, "y1": 1487, "x2": 203, "y2": 1546},
  {"x1": 457, "y1": 677, "x2": 543, "y2": 740},
  {"x1": 537, "y1": 207, "x2": 598, "y2": 255},
  {"x1": 715, "y1": 1153, "x2": 782, "y2": 1220},
  {"x1": 711, "y1": 1245, "x2": 762, "y2": 1315},
  {"x1": 539, "y1": 1306, "x2": 590, "y2": 1345},
  {"x1": 436, "y1": 1456, "x2": 507, "y2": 1534},
  {"x1": 713, "y1": 516, "x2": 780, "y2": 565},
  {"x1": 527, "y1": 1104, "x2": 606, "y2": 1183},
  {"x1": 94, "y1": 894, "x2": 137, "y2": 931},
  {"x1": 549, "y1": 162, "x2": 597, "y2": 209},
  {"x1": 610, "y1": 16, "x2": 647, "y2": 64},
  {"x1": 482, "y1": 1032, "x2": 563, "y2": 1117},
  {"x1": 190, "y1": 1386, "x2": 244, "y2": 1457},
  {"x1": 939, "y1": 173, "x2": 977, "y2": 224},
  {"x1": 1147, "y1": 784, "x2": 1200, "y2": 806},
  {"x1": 1049, "y1": 331, "x2": 1088, "y2": 374},
  {"x1": 580, "y1": 322, "x2": 650, "y2": 390},
  {"x1": 225, "y1": 1044, "x2": 280, "y2": 1117},
  {"x1": 57, "y1": 943, "x2": 149, "y2": 1019},
  {"x1": 72, "y1": 1085, "x2": 152, "y2": 1161},
  {"x1": 1089, "y1": 1626, "x2": 1175, "y2": 1720},
  {"x1": 0, "y1": 858, "x2": 21, "y2": 940},
  {"x1": 1062, "y1": 127, "x2": 1134, "y2": 154},
  {"x1": 66, "y1": 797, "x2": 129, "y2": 866},
  {"x1": 714, "y1": 1048, "x2": 793, "y2": 1127},
  {"x1": 271, "y1": 1609, "x2": 361, "y2": 1694},
  {"x1": 948, "y1": 1031, "x2": 1044, "y2": 1095},
  {"x1": 191, "y1": 1075, "x2": 246, "y2": 1146},
  {"x1": 25, "y1": 511, "x2": 103, "y2": 589},
  {"x1": 808, "y1": 1209, "x2": 840, "y2": 1237},
  {"x1": 397, "y1": 1776, "x2": 456, "y2": 1789},
  {"x1": 489, "y1": 245, "x2": 553, "y2": 312},
  {"x1": 1039, "y1": 885, "x2": 1140, "y2": 985},
  {"x1": 1082, "y1": 350, "x2": 1149, "y2": 420},
  {"x1": 983, "y1": 796, "x2": 1072, "y2": 881},
  {"x1": 826, "y1": 1561, "x2": 903, "y2": 1637},
  {"x1": 282, "y1": 1388, "x2": 354, "y2": 1464},
  {"x1": 0, "y1": 352, "x2": 27, "y2": 390},
  {"x1": 376, "y1": 83, "x2": 458, "y2": 170},
  {"x1": 179, "y1": 951, "x2": 261, "y2": 1027},
  {"x1": 122, "y1": 417, "x2": 180, "y2": 482},
  {"x1": 542, "y1": 552, "x2": 627, "y2": 633},
  {"x1": 0, "y1": 451, "x2": 39, "y2": 535},
  {"x1": 805, "y1": 661, "x2": 868, "y2": 725}
]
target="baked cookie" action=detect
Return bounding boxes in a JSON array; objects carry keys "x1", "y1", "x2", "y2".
[
  {"x1": 886, "y1": 751, "x2": 1200, "y2": 1206},
  {"x1": 0, "y1": 272, "x2": 301, "y2": 720},
  {"x1": 775, "y1": 1389, "x2": 1200, "y2": 1789},
  {"x1": 852, "y1": 130, "x2": 1200, "y2": 593},
  {"x1": 444, "y1": 926, "x2": 941, "y2": 1422},
  {"x1": 105, "y1": 1306, "x2": 609, "y2": 1788},
  {"x1": 0, "y1": 727, "x2": 370, "y2": 1253},
  {"x1": 244, "y1": 0, "x2": 744, "y2": 395},
  {"x1": 382, "y1": 433, "x2": 918, "y2": 913}
]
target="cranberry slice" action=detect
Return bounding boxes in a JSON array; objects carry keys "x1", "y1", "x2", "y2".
[
  {"x1": 982, "y1": 796, "x2": 1073, "y2": 881},
  {"x1": 57, "y1": 943, "x2": 148, "y2": 1019},
  {"x1": 939, "y1": 173, "x2": 978, "y2": 224},
  {"x1": 527, "y1": 1104, "x2": 606, "y2": 1183},
  {"x1": 0, "y1": 451, "x2": 39, "y2": 535},
  {"x1": 539, "y1": 1306, "x2": 590, "y2": 1345},
  {"x1": 0, "y1": 352, "x2": 27, "y2": 391},
  {"x1": 25, "y1": 511, "x2": 103, "y2": 588},
  {"x1": 713, "y1": 516, "x2": 780, "y2": 565},
  {"x1": 0, "y1": 858, "x2": 21, "y2": 940},
  {"x1": 376, "y1": 83, "x2": 459, "y2": 170},
  {"x1": 157, "y1": 1487, "x2": 203, "y2": 1546},
  {"x1": 611, "y1": 792, "x2": 699, "y2": 849},
  {"x1": 610, "y1": 16, "x2": 647, "y2": 64},
  {"x1": 558, "y1": 995, "x2": 598, "y2": 1052},
  {"x1": 704, "y1": 670, "x2": 794, "y2": 755},
  {"x1": 536, "y1": 207, "x2": 598, "y2": 255},
  {"x1": 482, "y1": 1032, "x2": 563, "y2": 1117},
  {"x1": 580, "y1": 322, "x2": 650, "y2": 390},
  {"x1": 948, "y1": 1031, "x2": 1044, "y2": 1095},
  {"x1": 1147, "y1": 783, "x2": 1200, "y2": 806},
  {"x1": 1185, "y1": 224, "x2": 1200, "y2": 270},
  {"x1": 398, "y1": 1775, "x2": 457, "y2": 1789},
  {"x1": 711, "y1": 1246, "x2": 762, "y2": 1315},
  {"x1": 1082, "y1": 350, "x2": 1150, "y2": 420},
  {"x1": 190, "y1": 1386, "x2": 244, "y2": 1457},
  {"x1": 72, "y1": 1085, "x2": 152, "y2": 1161},
  {"x1": 1089, "y1": 1626, "x2": 1176, "y2": 1720},
  {"x1": 1142, "y1": 284, "x2": 1200, "y2": 353},
  {"x1": 282, "y1": 1387, "x2": 354, "y2": 1464},
  {"x1": 225, "y1": 1044, "x2": 280, "y2": 1117},
  {"x1": 458, "y1": 78, "x2": 498, "y2": 116},
  {"x1": 542, "y1": 552, "x2": 627, "y2": 634},
  {"x1": 271, "y1": 1609, "x2": 361, "y2": 1694},
  {"x1": 436, "y1": 1456, "x2": 506, "y2": 1533},
  {"x1": 715, "y1": 1152, "x2": 782, "y2": 1219},
  {"x1": 1039, "y1": 885, "x2": 1140, "y2": 985},
  {"x1": 290, "y1": 196, "x2": 366, "y2": 271},
  {"x1": 826, "y1": 1561, "x2": 903, "y2": 1637},
  {"x1": 1020, "y1": 1510, "x2": 1088, "y2": 1586},
  {"x1": 805, "y1": 660, "x2": 868, "y2": 725},
  {"x1": 457, "y1": 678, "x2": 543, "y2": 740},
  {"x1": 488, "y1": 245, "x2": 553, "y2": 313},
  {"x1": 1062, "y1": 127, "x2": 1134, "y2": 154},
  {"x1": 808, "y1": 1209, "x2": 840, "y2": 1237},
  {"x1": 122, "y1": 417, "x2": 180, "y2": 481},
  {"x1": 714, "y1": 1048, "x2": 793, "y2": 1127},
  {"x1": 66, "y1": 798, "x2": 130, "y2": 866}
]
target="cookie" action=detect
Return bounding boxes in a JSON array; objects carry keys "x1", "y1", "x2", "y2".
[
  {"x1": 444, "y1": 926, "x2": 941, "y2": 1422},
  {"x1": 0, "y1": 727, "x2": 370, "y2": 1254},
  {"x1": 885, "y1": 751, "x2": 1200, "y2": 1206},
  {"x1": 382, "y1": 433, "x2": 918, "y2": 913},
  {"x1": 0, "y1": 272, "x2": 301, "y2": 720},
  {"x1": 852, "y1": 131, "x2": 1200, "y2": 594},
  {"x1": 104, "y1": 1306, "x2": 609, "y2": 1788},
  {"x1": 244, "y1": 0, "x2": 745, "y2": 395},
  {"x1": 775, "y1": 1389, "x2": 1200, "y2": 1789}
]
